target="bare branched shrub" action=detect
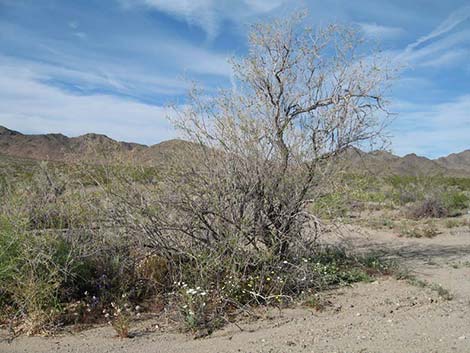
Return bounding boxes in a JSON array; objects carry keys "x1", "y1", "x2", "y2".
[
  {"x1": 100, "y1": 13, "x2": 395, "y2": 332},
  {"x1": 409, "y1": 197, "x2": 449, "y2": 219},
  {"x1": 159, "y1": 14, "x2": 393, "y2": 255},
  {"x1": 1, "y1": 13, "x2": 396, "y2": 336}
]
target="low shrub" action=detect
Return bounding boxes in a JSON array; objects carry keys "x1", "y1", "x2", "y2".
[
  {"x1": 398, "y1": 220, "x2": 439, "y2": 238},
  {"x1": 0, "y1": 219, "x2": 71, "y2": 334},
  {"x1": 0, "y1": 165, "x2": 154, "y2": 334},
  {"x1": 409, "y1": 198, "x2": 448, "y2": 219},
  {"x1": 442, "y1": 191, "x2": 469, "y2": 214},
  {"x1": 161, "y1": 245, "x2": 392, "y2": 334}
]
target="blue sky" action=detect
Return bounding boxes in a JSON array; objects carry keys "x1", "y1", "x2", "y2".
[{"x1": 0, "y1": 0, "x2": 469, "y2": 158}]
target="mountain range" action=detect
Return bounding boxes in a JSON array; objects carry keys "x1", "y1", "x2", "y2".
[{"x1": 1, "y1": 125, "x2": 470, "y2": 177}]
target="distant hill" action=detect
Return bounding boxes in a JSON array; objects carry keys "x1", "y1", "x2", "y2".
[
  {"x1": 1, "y1": 125, "x2": 470, "y2": 177},
  {"x1": 0, "y1": 125, "x2": 188, "y2": 166},
  {"x1": 435, "y1": 150, "x2": 470, "y2": 174},
  {"x1": 342, "y1": 148, "x2": 453, "y2": 177}
]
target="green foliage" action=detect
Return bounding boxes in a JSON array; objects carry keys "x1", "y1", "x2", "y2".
[
  {"x1": 442, "y1": 191, "x2": 469, "y2": 212},
  {"x1": 0, "y1": 163, "x2": 152, "y2": 334},
  {"x1": 0, "y1": 158, "x2": 401, "y2": 336},
  {"x1": 0, "y1": 216, "x2": 73, "y2": 333},
  {"x1": 168, "y1": 245, "x2": 389, "y2": 333},
  {"x1": 313, "y1": 173, "x2": 470, "y2": 222}
]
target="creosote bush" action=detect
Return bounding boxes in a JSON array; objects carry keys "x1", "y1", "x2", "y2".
[{"x1": 102, "y1": 13, "x2": 394, "y2": 334}]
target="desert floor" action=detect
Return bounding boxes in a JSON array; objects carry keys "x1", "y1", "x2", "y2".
[{"x1": 2, "y1": 223, "x2": 470, "y2": 353}]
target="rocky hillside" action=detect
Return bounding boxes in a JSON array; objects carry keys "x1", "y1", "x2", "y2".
[
  {"x1": 436, "y1": 150, "x2": 470, "y2": 174},
  {"x1": 343, "y1": 148, "x2": 452, "y2": 177},
  {"x1": 1, "y1": 126, "x2": 469, "y2": 176},
  {"x1": 0, "y1": 126, "x2": 185, "y2": 165}
]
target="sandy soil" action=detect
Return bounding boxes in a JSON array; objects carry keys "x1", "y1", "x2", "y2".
[{"x1": 2, "y1": 224, "x2": 470, "y2": 353}]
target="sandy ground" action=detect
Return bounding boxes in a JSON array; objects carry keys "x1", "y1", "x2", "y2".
[{"x1": 2, "y1": 224, "x2": 470, "y2": 353}]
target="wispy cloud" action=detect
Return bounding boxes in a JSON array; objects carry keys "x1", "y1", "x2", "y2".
[
  {"x1": 406, "y1": 3, "x2": 470, "y2": 51},
  {"x1": 0, "y1": 61, "x2": 177, "y2": 144},
  {"x1": 421, "y1": 48, "x2": 469, "y2": 68},
  {"x1": 0, "y1": 15, "x2": 233, "y2": 100},
  {"x1": 399, "y1": 29, "x2": 470, "y2": 68},
  {"x1": 120, "y1": 0, "x2": 290, "y2": 40},
  {"x1": 357, "y1": 22, "x2": 404, "y2": 39},
  {"x1": 391, "y1": 95, "x2": 470, "y2": 158},
  {"x1": 395, "y1": 3, "x2": 470, "y2": 71}
]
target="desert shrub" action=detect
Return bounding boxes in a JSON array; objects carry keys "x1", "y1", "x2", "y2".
[
  {"x1": 98, "y1": 13, "x2": 394, "y2": 334},
  {"x1": 445, "y1": 219, "x2": 461, "y2": 228},
  {"x1": 398, "y1": 220, "x2": 439, "y2": 238},
  {"x1": 445, "y1": 218, "x2": 470, "y2": 229},
  {"x1": 421, "y1": 221, "x2": 440, "y2": 238},
  {"x1": 312, "y1": 192, "x2": 350, "y2": 218},
  {"x1": 396, "y1": 189, "x2": 418, "y2": 205},
  {"x1": 409, "y1": 197, "x2": 448, "y2": 219},
  {"x1": 163, "y1": 245, "x2": 389, "y2": 334},
  {"x1": 388, "y1": 176, "x2": 424, "y2": 205},
  {"x1": 0, "y1": 163, "x2": 155, "y2": 333},
  {"x1": 1, "y1": 14, "x2": 396, "y2": 336},
  {"x1": 385, "y1": 175, "x2": 470, "y2": 212},
  {"x1": 0, "y1": 217, "x2": 21, "y2": 311},
  {"x1": 442, "y1": 191, "x2": 469, "y2": 213},
  {"x1": 0, "y1": 221, "x2": 151, "y2": 334},
  {"x1": 0, "y1": 216, "x2": 73, "y2": 333}
]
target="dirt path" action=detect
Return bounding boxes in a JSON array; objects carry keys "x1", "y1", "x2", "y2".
[{"x1": 2, "y1": 226, "x2": 470, "y2": 353}]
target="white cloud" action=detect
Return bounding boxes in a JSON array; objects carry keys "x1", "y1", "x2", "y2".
[
  {"x1": 0, "y1": 17, "x2": 234, "y2": 97},
  {"x1": 401, "y1": 29, "x2": 470, "y2": 64},
  {"x1": 421, "y1": 48, "x2": 469, "y2": 68},
  {"x1": 407, "y1": 4, "x2": 470, "y2": 51},
  {"x1": 391, "y1": 95, "x2": 470, "y2": 158},
  {"x1": 395, "y1": 3, "x2": 470, "y2": 70},
  {"x1": 0, "y1": 61, "x2": 178, "y2": 145},
  {"x1": 357, "y1": 22, "x2": 404, "y2": 39},
  {"x1": 160, "y1": 41, "x2": 232, "y2": 77},
  {"x1": 0, "y1": 54, "x2": 189, "y2": 99},
  {"x1": 73, "y1": 31, "x2": 87, "y2": 39},
  {"x1": 121, "y1": 0, "x2": 290, "y2": 39}
]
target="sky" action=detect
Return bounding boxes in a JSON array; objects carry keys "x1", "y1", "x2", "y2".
[{"x1": 0, "y1": 0, "x2": 469, "y2": 158}]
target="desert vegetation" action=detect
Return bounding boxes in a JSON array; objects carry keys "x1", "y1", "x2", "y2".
[{"x1": 1, "y1": 14, "x2": 469, "y2": 342}]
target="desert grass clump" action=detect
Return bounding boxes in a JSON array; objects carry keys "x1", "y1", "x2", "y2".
[
  {"x1": 398, "y1": 220, "x2": 439, "y2": 238},
  {"x1": 0, "y1": 162, "x2": 156, "y2": 334},
  {"x1": 447, "y1": 216, "x2": 470, "y2": 228},
  {"x1": 0, "y1": 217, "x2": 71, "y2": 334}
]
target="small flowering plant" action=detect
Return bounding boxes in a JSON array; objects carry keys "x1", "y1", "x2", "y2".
[
  {"x1": 102, "y1": 293, "x2": 141, "y2": 339},
  {"x1": 65, "y1": 291, "x2": 101, "y2": 325},
  {"x1": 175, "y1": 282, "x2": 211, "y2": 331}
]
